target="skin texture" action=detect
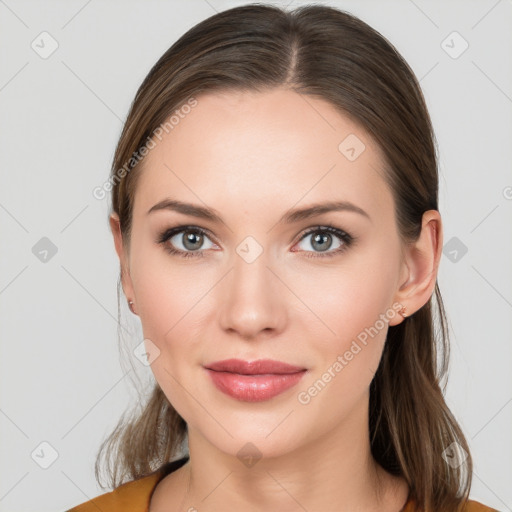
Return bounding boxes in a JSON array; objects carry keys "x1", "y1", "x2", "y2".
[{"x1": 110, "y1": 88, "x2": 443, "y2": 511}]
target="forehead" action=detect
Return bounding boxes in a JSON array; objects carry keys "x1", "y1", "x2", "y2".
[{"x1": 133, "y1": 88, "x2": 393, "y2": 224}]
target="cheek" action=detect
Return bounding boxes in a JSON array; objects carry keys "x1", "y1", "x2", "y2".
[
  {"x1": 129, "y1": 247, "x2": 210, "y2": 412},
  {"x1": 289, "y1": 246, "x2": 399, "y2": 406},
  {"x1": 291, "y1": 245, "x2": 398, "y2": 344},
  {"x1": 130, "y1": 242, "x2": 208, "y2": 337},
  {"x1": 293, "y1": 258, "x2": 397, "y2": 425}
]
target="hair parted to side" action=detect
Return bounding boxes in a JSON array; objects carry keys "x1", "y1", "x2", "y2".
[{"x1": 97, "y1": 4, "x2": 473, "y2": 510}]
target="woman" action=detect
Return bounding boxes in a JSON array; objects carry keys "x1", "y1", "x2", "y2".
[{"x1": 66, "y1": 3, "x2": 496, "y2": 511}]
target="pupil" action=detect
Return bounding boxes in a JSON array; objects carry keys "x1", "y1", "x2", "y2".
[
  {"x1": 184, "y1": 231, "x2": 202, "y2": 250},
  {"x1": 312, "y1": 232, "x2": 331, "y2": 252}
]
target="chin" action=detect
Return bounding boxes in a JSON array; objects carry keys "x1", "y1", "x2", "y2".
[{"x1": 188, "y1": 405, "x2": 315, "y2": 464}]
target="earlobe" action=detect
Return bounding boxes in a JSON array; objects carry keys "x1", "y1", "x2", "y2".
[{"x1": 389, "y1": 210, "x2": 443, "y2": 326}]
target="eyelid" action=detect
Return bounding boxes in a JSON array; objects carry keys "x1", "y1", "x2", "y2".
[{"x1": 156, "y1": 225, "x2": 218, "y2": 245}]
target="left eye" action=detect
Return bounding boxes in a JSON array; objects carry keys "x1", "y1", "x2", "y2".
[{"x1": 294, "y1": 226, "x2": 353, "y2": 257}]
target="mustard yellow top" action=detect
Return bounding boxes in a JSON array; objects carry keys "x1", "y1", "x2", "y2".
[{"x1": 65, "y1": 457, "x2": 498, "y2": 512}]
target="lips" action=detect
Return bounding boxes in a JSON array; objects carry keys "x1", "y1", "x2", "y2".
[
  {"x1": 205, "y1": 358, "x2": 305, "y2": 375},
  {"x1": 204, "y1": 358, "x2": 307, "y2": 402}
]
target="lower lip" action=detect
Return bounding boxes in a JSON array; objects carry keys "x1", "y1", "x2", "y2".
[{"x1": 205, "y1": 368, "x2": 307, "y2": 402}]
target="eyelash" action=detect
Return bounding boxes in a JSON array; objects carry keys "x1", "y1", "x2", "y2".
[{"x1": 155, "y1": 224, "x2": 355, "y2": 260}]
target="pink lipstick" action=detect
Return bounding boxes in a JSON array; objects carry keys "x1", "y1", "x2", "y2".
[{"x1": 204, "y1": 358, "x2": 307, "y2": 402}]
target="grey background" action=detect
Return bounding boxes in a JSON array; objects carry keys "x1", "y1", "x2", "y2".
[{"x1": 1, "y1": 0, "x2": 511, "y2": 511}]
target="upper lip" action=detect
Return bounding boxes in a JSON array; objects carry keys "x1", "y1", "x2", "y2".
[{"x1": 205, "y1": 358, "x2": 306, "y2": 375}]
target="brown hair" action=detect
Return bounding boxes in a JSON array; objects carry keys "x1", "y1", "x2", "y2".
[{"x1": 97, "y1": 4, "x2": 473, "y2": 510}]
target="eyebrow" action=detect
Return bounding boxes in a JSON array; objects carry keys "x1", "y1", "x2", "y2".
[{"x1": 147, "y1": 198, "x2": 371, "y2": 224}]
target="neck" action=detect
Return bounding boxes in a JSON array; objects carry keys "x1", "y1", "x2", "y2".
[{"x1": 178, "y1": 398, "x2": 407, "y2": 512}]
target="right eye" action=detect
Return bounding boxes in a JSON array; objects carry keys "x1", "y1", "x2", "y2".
[{"x1": 156, "y1": 226, "x2": 217, "y2": 259}]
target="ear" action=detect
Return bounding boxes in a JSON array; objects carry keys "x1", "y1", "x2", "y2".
[
  {"x1": 109, "y1": 212, "x2": 136, "y2": 305},
  {"x1": 388, "y1": 209, "x2": 443, "y2": 326}
]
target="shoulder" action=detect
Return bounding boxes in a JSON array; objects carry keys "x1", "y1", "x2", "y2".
[
  {"x1": 64, "y1": 457, "x2": 189, "y2": 512},
  {"x1": 404, "y1": 497, "x2": 499, "y2": 512},
  {"x1": 64, "y1": 472, "x2": 161, "y2": 512},
  {"x1": 462, "y1": 498, "x2": 500, "y2": 511}
]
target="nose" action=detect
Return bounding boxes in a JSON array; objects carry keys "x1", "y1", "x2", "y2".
[{"x1": 217, "y1": 246, "x2": 288, "y2": 340}]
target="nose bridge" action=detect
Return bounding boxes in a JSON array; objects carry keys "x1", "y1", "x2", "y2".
[{"x1": 218, "y1": 236, "x2": 286, "y2": 338}]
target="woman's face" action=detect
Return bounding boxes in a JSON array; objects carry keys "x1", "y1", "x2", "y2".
[{"x1": 117, "y1": 88, "x2": 409, "y2": 460}]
